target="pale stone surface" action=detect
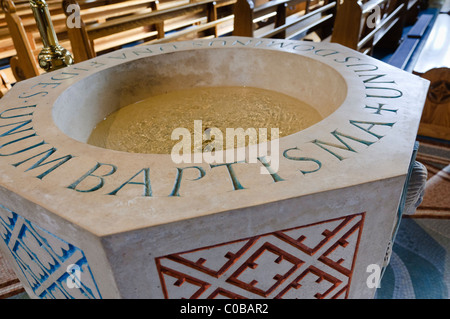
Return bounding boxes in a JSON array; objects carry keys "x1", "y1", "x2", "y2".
[{"x1": 0, "y1": 37, "x2": 428, "y2": 299}]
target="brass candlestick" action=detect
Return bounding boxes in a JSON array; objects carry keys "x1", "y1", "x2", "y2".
[{"x1": 29, "y1": 0, "x2": 73, "y2": 71}]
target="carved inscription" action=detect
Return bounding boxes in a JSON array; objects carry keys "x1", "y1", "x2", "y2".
[{"x1": 0, "y1": 39, "x2": 402, "y2": 198}]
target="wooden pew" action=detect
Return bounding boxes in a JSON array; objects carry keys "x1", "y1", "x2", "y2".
[
  {"x1": 0, "y1": 2, "x2": 59, "y2": 62},
  {"x1": 1, "y1": 0, "x2": 43, "y2": 82},
  {"x1": 413, "y1": 12, "x2": 450, "y2": 141},
  {"x1": 139, "y1": 0, "x2": 234, "y2": 43},
  {"x1": 232, "y1": 0, "x2": 336, "y2": 41},
  {"x1": 331, "y1": 0, "x2": 410, "y2": 55},
  {"x1": 1, "y1": 0, "x2": 163, "y2": 83},
  {"x1": 0, "y1": 0, "x2": 108, "y2": 83},
  {"x1": 1, "y1": 0, "x2": 157, "y2": 39},
  {"x1": 0, "y1": 0, "x2": 151, "y2": 63},
  {"x1": 0, "y1": 1, "x2": 129, "y2": 28},
  {"x1": 0, "y1": 68, "x2": 12, "y2": 98},
  {"x1": 141, "y1": 0, "x2": 236, "y2": 44},
  {"x1": 64, "y1": 0, "x2": 236, "y2": 62}
]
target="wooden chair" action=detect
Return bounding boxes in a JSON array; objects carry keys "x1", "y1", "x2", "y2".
[{"x1": 232, "y1": 0, "x2": 336, "y2": 40}]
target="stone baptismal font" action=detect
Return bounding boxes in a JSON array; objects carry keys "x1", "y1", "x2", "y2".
[{"x1": 0, "y1": 36, "x2": 429, "y2": 299}]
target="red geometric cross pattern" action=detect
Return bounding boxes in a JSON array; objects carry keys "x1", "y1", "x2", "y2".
[{"x1": 155, "y1": 212, "x2": 365, "y2": 299}]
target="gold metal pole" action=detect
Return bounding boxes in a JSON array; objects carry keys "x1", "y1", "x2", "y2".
[{"x1": 29, "y1": 0, "x2": 73, "y2": 71}]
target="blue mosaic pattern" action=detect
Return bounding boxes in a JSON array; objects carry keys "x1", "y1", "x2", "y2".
[
  {"x1": 0, "y1": 205, "x2": 101, "y2": 299},
  {"x1": 376, "y1": 218, "x2": 450, "y2": 299}
]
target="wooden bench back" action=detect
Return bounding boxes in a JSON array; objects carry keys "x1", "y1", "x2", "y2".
[
  {"x1": 0, "y1": 0, "x2": 153, "y2": 63},
  {"x1": 331, "y1": 0, "x2": 408, "y2": 54},
  {"x1": 232, "y1": 0, "x2": 336, "y2": 40},
  {"x1": 64, "y1": 0, "x2": 236, "y2": 62},
  {"x1": 62, "y1": 0, "x2": 161, "y2": 61},
  {"x1": 1, "y1": 0, "x2": 160, "y2": 81}
]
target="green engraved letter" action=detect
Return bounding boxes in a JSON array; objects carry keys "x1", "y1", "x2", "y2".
[
  {"x1": 68, "y1": 162, "x2": 116, "y2": 193},
  {"x1": 312, "y1": 130, "x2": 375, "y2": 161},
  {"x1": 108, "y1": 168, "x2": 152, "y2": 196}
]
